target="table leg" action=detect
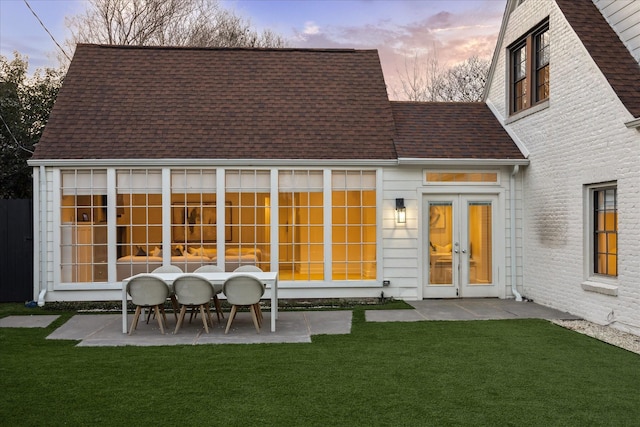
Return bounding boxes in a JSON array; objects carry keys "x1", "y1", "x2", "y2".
[
  {"x1": 122, "y1": 285, "x2": 128, "y2": 334},
  {"x1": 270, "y1": 279, "x2": 277, "y2": 332}
]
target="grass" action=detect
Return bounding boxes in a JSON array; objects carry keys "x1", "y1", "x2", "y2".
[{"x1": 1, "y1": 303, "x2": 640, "y2": 426}]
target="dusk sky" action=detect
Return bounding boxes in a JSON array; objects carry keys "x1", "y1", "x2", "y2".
[{"x1": 0, "y1": 0, "x2": 507, "y2": 98}]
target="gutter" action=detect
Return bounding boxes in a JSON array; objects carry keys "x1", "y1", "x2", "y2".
[
  {"x1": 510, "y1": 165, "x2": 522, "y2": 301},
  {"x1": 397, "y1": 158, "x2": 529, "y2": 166},
  {"x1": 624, "y1": 117, "x2": 640, "y2": 129}
]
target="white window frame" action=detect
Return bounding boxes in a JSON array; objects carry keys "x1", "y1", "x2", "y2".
[
  {"x1": 423, "y1": 169, "x2": 501, "y2": 186},
  {"x1": 582, "y1": 182, "x2": 618, "y2": 296}
]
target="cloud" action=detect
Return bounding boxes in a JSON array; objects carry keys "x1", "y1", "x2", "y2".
[
  {"x1": 288, "y1": 1, "x2": 504, "y2": 99},
  {"x1": 303, "y1": 21, "x2": 320, "y2": 35}
]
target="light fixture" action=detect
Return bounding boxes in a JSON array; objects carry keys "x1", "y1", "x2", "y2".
[{"x1": 395, "y1": 198, "x2": 406, "y2": 224}]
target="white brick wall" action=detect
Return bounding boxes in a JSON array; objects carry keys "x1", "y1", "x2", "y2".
[{"x1": 486, "y1": 0, "x2": 640, "y2": 334}]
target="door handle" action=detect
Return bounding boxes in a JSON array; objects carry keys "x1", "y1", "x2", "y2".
[{"x1": 461, "y1": 249, "x2": 467, "y2": 254}]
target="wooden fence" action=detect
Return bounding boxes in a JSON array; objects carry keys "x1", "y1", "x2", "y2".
[{"x1": 0, "y1": 199, "x2": 33, "y2": 302}]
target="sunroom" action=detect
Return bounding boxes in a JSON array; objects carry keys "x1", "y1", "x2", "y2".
[{"x1": 49, "y1": 166, "x2": 381, "y2": 297}]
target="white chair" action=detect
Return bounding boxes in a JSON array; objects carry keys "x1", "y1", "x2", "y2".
[
  {"x1": 194, "y1": 265, "x2": 224, "y2": 321},
  {"x1": 223, "y1": 274, "x2": 265, "y2": 334},
  {"x1": 233, "y1": 265, "x2": 263, "y2": 272},
  {"x1": 173, "y1": 274, "x2": 215, "y2": 334},
  {"x1": 126, "y1": 274, "x2": 170, "y2": 335},
  {"x1": 232, "y1": 265, "x2": 264, "y2": 324},
  {"x1": 153, "y1": 265, "x2": 183, "y2": 274},
  {"x1": 152, "y1": 265, "x2": 183, "y2": 319}
]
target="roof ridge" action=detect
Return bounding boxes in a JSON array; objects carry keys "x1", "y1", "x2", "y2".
[
  {"x1": 75, "y1": 43, "x2": 376, "y2": 53},
  {"x1": 390, "y1": 101, "x2": 485, "y2": 105}
]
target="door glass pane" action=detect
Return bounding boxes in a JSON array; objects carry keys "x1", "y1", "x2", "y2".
[
  {"x1": 429, "y1": 202, "x2": 452, "y2": 285},
  {"x1": 468, "y1": 202, "x2": 492, "y2": 285}
]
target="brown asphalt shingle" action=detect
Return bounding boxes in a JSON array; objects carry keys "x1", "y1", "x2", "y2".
[
  {"x1": 391, "y1": 102, "x2": 525, "y2": 160},
  {"x1": 556, "y1": 0, "x2": 640, "y2": 118},
  {"x1": 33, "y1": 44, "x2": 397, "y2": 160}
]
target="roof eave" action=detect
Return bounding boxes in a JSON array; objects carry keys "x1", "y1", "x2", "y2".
[
  {"x1": 482, "y1": 0, "x2": 518, "y2": 102},
  {"x1": 397, "y1": 157, "x2": 529, "y2": 166},
  {"x1": 27, "y1": 158, "x2": 400, "y2": 168}
]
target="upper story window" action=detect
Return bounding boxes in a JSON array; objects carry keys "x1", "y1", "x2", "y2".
[{"x1": 509, "y1": 20, "x2": 549, "y2": 114}]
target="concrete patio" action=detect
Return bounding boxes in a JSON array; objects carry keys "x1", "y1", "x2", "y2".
[{"x1": 0, "y1": 299, "x2": 581, "y2": 347}]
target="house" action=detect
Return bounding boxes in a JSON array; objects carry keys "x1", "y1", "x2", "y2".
[
  {"x1": 484, "y1": 0, "x2": 640, "y2": 334},
  {"x1": 29, "y1": 44, "x2": 525, "y2": 305},
  {"x1": 29, "y1": 0, "x2": 640, "y2": 335}
]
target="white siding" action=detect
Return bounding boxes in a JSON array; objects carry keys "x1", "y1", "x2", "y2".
[
  {"x1": 594, "y1": 0, "x2": 640, "y2": 63},
  {"x1": 382, "y1": 167, "x2": 422, "y2": 299},
  {"x1": 380, "y1": 166, "x2": 522, "y2": 301},
  {"x1": 486, "y1": 0, "x2": 640, "y2": 334}
]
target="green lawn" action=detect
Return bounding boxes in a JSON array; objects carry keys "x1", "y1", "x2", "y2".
[{"x1": 1, "y1": 304, "x2": 639, "y2": 426}]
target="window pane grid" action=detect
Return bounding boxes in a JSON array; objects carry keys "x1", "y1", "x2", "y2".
[
  {"x1": 170, "y1": 169, "x2": 217, "y2": 271},
  {"x1": 60, "y1": 170, "x2": 108, "y2": 283},
  {"x1": 535, "y1": 29, "x2": 550, "y2": 102},
  {"x1": 331, "y1": 171, "x2": 376, "y2": 280},
  {"x1": 225, "y1": 170, "x2": 271, "y2": 272},
  {"x1": 278, "y1": 171, "x2": 324, "y2": 281},
  {"x1": 510, "y1": 21, "x2": 549, "y2": 114},
  {"x1": 512, "y1": 43, "x2": 528, "y2": 112},
  {"x1": 116, "y1": 170, "x2": 163, "y2": 280},
  {"x1": 593, "y1": 187, "x2": 617, "y2": 277},
  {"x1": 59, "y1": 168, "x2": 379, "y2": 283}
]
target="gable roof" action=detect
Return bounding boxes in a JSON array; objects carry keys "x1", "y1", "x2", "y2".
[
  {"x1": 391, "y1": 102, "x2": 526, "y2": 160},
  {"x1": 556, "y1": 0, "x2": 640, "y2": 119},
  {"x1": 33, "y1": 44, "x2": 397, "y2": 161}
]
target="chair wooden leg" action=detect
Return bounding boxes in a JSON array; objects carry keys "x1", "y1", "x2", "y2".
[
  {"x1": 174, "y1": 305, "x2": 187, "y2": 334},
  {"x1": 254, "y1": 303, "x2": 263, "y2": 327},
  {"x1": 225, "y1": 305, "x2": 238, "y2": 334},
  {"x1": 199, "y1": 305, "x2": 209, "y2": 333},
  {"x1": 154, "y1": 305, "x2": 165, "y2": 334},
  {"x1": 169, "y1": 295, "x2": 179, "y2": 321},
  {"x1": 205, "y1": 305, "x2": 214, "y2": 328},
  {"x1": 159, "y1": 306, "x2": 168, "y2": 326},
  {"x1": 129, "y1": 306, "x2": 142, "y2": 335},
  {"x1": 213, "y1": 295, "x2": 224, "y2": 321},
  {"x1": 250, "y1": 305, "x2": 261, "y2": 333}
]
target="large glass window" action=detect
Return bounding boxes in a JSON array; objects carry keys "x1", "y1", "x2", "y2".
[
  {"x1": 225, "y1": 170, "x2": 271, "y2": 272},
  {"x1": 116, "y1": 169, "x2": 162, "y2": 280},
  {"x1": 278, "y1": 170, "x2": 324, "y2": 280},
  {"x1": 510, "y1": 20, "x2": 549, "y2": 114},
  {"x1": 332, "y1": 171, "x2": 376, "y2": 280},
  {"x1": 593, "y1": 185, "x2": 617, "y2": 277},
  {"x1": 60, "y1": 170, "x2": 108, "y2": 283},
  {"x1": 59, "y1": 167, "x2": 378, "y2": 283},
  {"x1": 171, "y1": 170, "x2": 217, "y2": 271}
]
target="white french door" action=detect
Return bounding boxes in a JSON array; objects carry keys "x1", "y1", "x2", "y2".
[{"x1": 423, "y1": 194, "x2": 499, "y2": 298}]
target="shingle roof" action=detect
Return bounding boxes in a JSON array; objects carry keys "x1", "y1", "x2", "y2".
[
  {"x1": 391, "y1": 102, "x2": 525, "y2": 159},
  {"x1": 556, "y1": 0, "x2": 640, "y2": 118},
  {"x1": 33, "y1": 44, "x2": 397, "y2": 160}
]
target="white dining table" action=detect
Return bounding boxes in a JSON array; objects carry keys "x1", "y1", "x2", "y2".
[{"x1": 121, "y1": 271, "x2": 279, "y2": 333}]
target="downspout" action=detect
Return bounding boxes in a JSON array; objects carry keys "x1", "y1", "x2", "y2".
[
  {"x1": 510, "y1": 165, "x2": 522, "y2": 301},
  {"x1": 37, "y1": 165, "x2": 47, "y2": 306}
]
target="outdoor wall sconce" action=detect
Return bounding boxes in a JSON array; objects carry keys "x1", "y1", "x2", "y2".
[{"x1": 395, "y1": 198, "x2": 406, "y2": 224}]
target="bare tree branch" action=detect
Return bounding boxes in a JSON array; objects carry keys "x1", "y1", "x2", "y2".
[
  {"x1": 396, "y1": 53, "x2": 490, "y2": 102},
  {"x1": 62, "y1": 0, "x2": 288, "y2": 66}
]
